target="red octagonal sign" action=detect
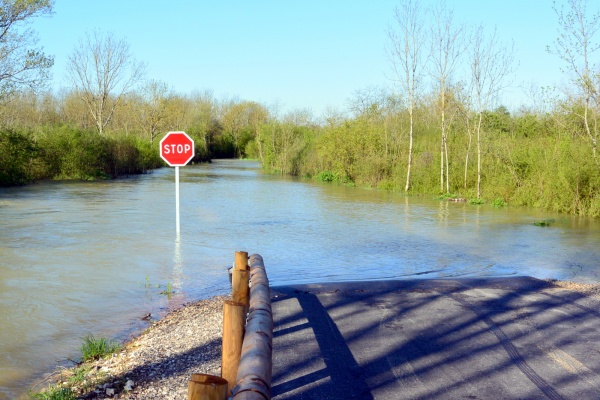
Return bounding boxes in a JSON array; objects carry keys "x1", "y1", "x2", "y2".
[{"x1": 160, "y1": 131, "x2": 195, "y2": 166}]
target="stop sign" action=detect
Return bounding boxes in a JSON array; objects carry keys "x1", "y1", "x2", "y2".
[{"x1": 160, "y1": 131, "x2": 195, "y2": 166}]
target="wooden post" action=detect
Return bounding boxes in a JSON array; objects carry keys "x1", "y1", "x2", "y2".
[
  {"x1": 232, "y1": 269, "x2": 250, "y2": 306},
  {"x1": 188, "y1": 373, "x2": 228, "y2": 400},
  {"x1": 234, "y1": 251, "x2": 249, "y2": 271},
  {"x1": 222, "y1": 300, "x2": 246, "y2": 395}
]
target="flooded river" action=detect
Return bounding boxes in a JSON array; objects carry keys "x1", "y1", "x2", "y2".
[{"x1": 1, "y1": 160, "x2": 599, "y2": 398}]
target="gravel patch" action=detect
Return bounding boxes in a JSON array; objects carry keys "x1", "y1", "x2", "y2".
[
  {"x1": 545, "y1": 279, "x2": 600, "y2": 297},
  {"x1": 45, "y1": 295, "x2": 229, "y2": 399}
]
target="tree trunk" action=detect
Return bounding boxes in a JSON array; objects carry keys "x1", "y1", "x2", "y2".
[
  {"x1": 405, "y1": 109, "x2": 414, "y2": 192},
  {"x1": 444, "y1": 132, "x2": 449, "y2": 193},
  {"x1": 464, "y1": 125, "x2": 472, "y2": 189},
  {"x1": 477, "y1": 112, "x2": 483, "y2": 199},
  {"x1": 440, "y1": 107, "x2": 445, "y2": 193}
]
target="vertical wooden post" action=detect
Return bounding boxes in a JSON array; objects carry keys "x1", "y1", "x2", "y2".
[
  {"x1": 232, "y1": 269, "x2": 250, "y2": 306},
  {"x1": 188, "y1": 373, "x2": 228, "y2": 400},
  {"x1": 234, "y1": 251, "x2": 249, "y2": 271},
  {"x1": 222, "y1": 300, "x2": 245, "y2": 395}
]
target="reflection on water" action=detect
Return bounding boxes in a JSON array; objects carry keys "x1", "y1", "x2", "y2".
[{"x1": 1, "y1": 159, "x2": 600, "y2": 398}]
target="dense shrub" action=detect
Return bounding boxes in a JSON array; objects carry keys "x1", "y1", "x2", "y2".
[
  {"x1": 0, "y1": 126, "x2": 165, "y2": 186},
  {"x1": 0, "y1": 130, "x2": 45, "y2": 186}
]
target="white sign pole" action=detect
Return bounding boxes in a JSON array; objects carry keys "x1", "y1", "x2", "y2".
[
  {"x1": 160, "y1": 131, "x2": 194, "y2": 236},
  {"x1": 175, "y1": 166, "x2": 180, "y2": 236}
]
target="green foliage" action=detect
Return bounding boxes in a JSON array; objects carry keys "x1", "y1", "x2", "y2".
[
  {"x1": 315, "y1": 170, "x2": 339, "y2": 182},
  {"x1": 66, "y1": 365, "x2": 92, "y2": 385},
  {"x1": 80, "y1": 334, "x2": 121, "y2": 362},
  {"x1": 0, "y1": 130, "x2": 45, "y2": 186},
  {"x1": 31, "y1": 387, "x2": 76, "y2": 400},
  {"x1": 252, "y1": 102, "x2": 599, "y2": 217},
  {"x1": 377, "y1": 178, "x2": 396, "y2": 191},
  {"x1": 210, "y1": 133, "x2": 236, "y2": 159},
  {"x1": 469, "y1": 198, "x2": 485, "y2": 205},
  {"x1": 492, "y1": 198, "x2": 507, "y2": 207},
  {"x1": 256, "y1": 119, "x2": 313, "y2": 174},
  {"x1": 436, "y1": 193, "x2": 458, "y2": 200},
  {"x1": 0, "y1": 126, "x2": 164, "y2": 186},
  {"x1": 482, "y1": 106, "x2": 512, "y2": 134}
]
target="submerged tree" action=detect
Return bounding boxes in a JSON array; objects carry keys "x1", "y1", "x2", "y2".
[
  {"x1": 469, "y1": 25, "x2": 515, "y2": 198},
  {"x1": 388, "y1": 0, "x2": 427, "y2": 192},
  {"x1": 0, "y1": 0, "x2": 54, "y2": 99},
  {"x1": 430, "y1": 1, "x2": 464, "y2": 193},
  {"x1": 66, "y1": 30, "x2": 146, "y2": 135}
]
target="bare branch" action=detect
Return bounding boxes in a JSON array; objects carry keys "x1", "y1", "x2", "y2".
[{"x1": 66, "y1": 30, "x2": 147, "y2": 134}]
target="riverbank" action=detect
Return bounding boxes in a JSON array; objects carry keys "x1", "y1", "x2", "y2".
[{"x1": 32, "y1": 295, "x2": 229, "y2": 400}]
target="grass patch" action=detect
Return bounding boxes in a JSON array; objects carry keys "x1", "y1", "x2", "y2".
[
  {"x1": 80, "y1": 334, "x2": 121, "y2": 362},
  {"x1": 31, "y1": 386, "x2": 76, "y2": 400},
  {"x1": 66, "y1": 365, "x2": 92, "y2": 386}
]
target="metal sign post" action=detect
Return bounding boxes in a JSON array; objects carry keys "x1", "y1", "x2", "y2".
[
  {"x1": 159, "y1": 131, "x2": 195, "y2": 235},
  {"x1": 175, "y1": 166, "x2": 180, "y2": 235}
]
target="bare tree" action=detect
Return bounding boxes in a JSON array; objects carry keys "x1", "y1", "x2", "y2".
[
  {"x1": 0, "y1": 0, "x2": 54, "y2": 99},
  {"x1": 66, "y1": 30, "x2": 146, "y2": 135},
  {"x1": 549, "y1": 0, "x2": 600, "y2": 160},
  {"x1": 388, "y1": 0, "x2": 427, "y2": 192},
  {"x1": 430, "y1": 1, "x2": 464, "y2": 193},
  {"x1": 470, "y1": 25, "x2": 515, "y2": 198},
  {"x1": 138, "y1": 80, "x2": 172, "y2": 143}
]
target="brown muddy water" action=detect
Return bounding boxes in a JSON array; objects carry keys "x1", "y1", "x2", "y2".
[{"x1": 1, "y1": 159, "x2": 599, "y2": 398}]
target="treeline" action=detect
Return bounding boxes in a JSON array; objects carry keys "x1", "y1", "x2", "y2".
[
  {"x1": 249, "y1": 97, "x2": 600, "y2": 218},
  {"x1": 0, "y1": 90, "x2": 262, "y2": 186},
  {"x1": 2, "y1": 86, "x2": 599, "y2": 217}
]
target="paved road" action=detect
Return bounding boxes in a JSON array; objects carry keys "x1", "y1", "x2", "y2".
[{"x1": 270, "y1": 277, "x2": 600, "y2": 399}]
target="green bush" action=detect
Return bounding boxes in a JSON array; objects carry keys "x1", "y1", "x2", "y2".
[
  {"x1": 37, "y1": 126, "x2": 113, "y2": 180},
  {"x1": 315, "y1": 170, "x2": 338, "y2": 182},
  {"x1": 0, "y1": 130, "x2": 41, "y2": 186},
  {"x1": 492, "y1": 198, "x2": 507, "y2": 207}
]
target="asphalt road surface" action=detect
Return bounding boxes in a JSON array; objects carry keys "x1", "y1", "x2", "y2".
[{"x1": 270, "y1": 277, "x2": 600, "y2": 400}]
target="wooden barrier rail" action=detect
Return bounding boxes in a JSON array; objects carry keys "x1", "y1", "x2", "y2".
[
  {"x1": 231, "y1": 254, "x2": 273, "y2": 400},
  {"x1": 188, "y1": 251, "x2": 273, "y2": 400}
]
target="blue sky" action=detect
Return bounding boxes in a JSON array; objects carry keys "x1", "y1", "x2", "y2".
[{"x1": 32, "y1": 1, "x2": 573, "y2": 116}]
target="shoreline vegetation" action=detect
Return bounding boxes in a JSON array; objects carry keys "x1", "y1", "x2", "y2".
[
  {"x1": 2, "y1": 118, "x2": 599, "y2": 220},
  {"x1": 2, "y1": 95, "x2": 599, "y2": 218},
  {"x1": 30, "y1": 279, "x2": 600, "y2": 400}
]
